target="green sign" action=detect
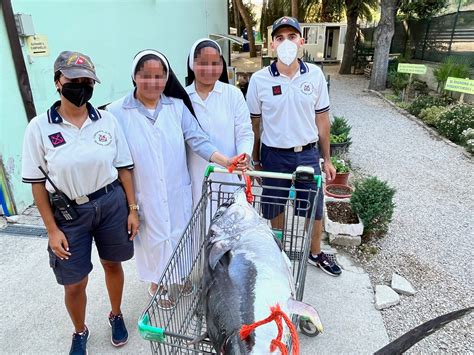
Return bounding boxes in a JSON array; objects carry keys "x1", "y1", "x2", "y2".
[
  {"x1": 397, "y1": 63, "x2": 427, "y2": 75},
  {"x1": 445, "y1": 77, "x2": 474, "y2": 95}
]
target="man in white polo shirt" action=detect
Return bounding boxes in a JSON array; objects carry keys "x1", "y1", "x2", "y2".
[{"x1": 247, "y1": 16, "x2": 341, "y2": 276}]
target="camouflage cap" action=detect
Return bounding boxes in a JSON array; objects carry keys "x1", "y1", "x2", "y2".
[
  {"x1": 54, "y1": 51, "x2": 100, "y2": 83},
  {"x1": 271, "y1": 16, "x2": 302, "y2": 37}
]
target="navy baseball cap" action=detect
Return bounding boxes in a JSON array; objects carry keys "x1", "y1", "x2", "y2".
[{"x1": 271, "y1": 16, "x2": 302, "y2": 37}]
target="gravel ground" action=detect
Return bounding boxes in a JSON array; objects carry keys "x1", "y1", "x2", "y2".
[{"x1": 325, "y1": 66, "x2": 474, "y2": 353}]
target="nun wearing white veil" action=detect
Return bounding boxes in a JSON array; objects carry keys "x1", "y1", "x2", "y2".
[
  {"x1": 107, "y1": 50, "x2": 236, "y2": 308},
  {"x1": 186, "y1": 39, "x2": 254, "y2": 209}
]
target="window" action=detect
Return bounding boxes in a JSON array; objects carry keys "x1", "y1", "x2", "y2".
[{"x1": 303, "y1": 26, "x2": 318, "y2": 45}]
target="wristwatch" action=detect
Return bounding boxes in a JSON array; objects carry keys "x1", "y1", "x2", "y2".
[
  {"x1": 129, "y1": 203, "x2": 140, "y2": 211},
  {"x1": 252, "y1": 159, "x2": 261, "y2": 167}
]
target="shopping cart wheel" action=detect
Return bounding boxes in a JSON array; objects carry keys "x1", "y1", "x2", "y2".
[{"x1": 299, "y1": 318, "x2": 320, "y2": 337}]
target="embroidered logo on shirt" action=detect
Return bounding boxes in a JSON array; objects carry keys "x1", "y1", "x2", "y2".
[
  {"x1": 48, "y1": 132, "x2": 66, "y2": 147},
  {"x1": 300, "y1": 82, "x2": 313, "y2": 95},
  {"x1": 93, "y1": 130, "x2": 112, "y2": 146},
  {"x1": 272, "y1": 85, "x2": 282, "y2": 96}
]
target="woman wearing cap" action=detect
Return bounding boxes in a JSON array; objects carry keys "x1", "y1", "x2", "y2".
[
  {"x1": 107, "y1": 50, "x2": 244, "y2": 308},
  {"x1": 21, "y1": 51, "x2": 139, "y2": 354},
  {"x1": 186, "y1": 38, "x2": 254, "y2": 209}
]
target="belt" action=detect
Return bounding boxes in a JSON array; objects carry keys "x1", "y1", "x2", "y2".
[
  {"x1": 263, "y1": 142, "x2": 317, "y2": 153},
  {"x1": 73, "y1": 180, "x2": 120, "y2": 205}
]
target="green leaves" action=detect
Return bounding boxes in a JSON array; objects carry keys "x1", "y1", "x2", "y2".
[{"x1": 351, "y1": 177, "x2": 396, "y2": 234}]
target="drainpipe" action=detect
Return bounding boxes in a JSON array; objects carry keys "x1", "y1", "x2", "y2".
[{"x1": 2, "y1": 0, "x2": 36, "y2": 121}]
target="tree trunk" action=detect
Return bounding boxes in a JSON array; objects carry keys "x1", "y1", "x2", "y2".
[
  {"x1": 291, "y1": 0, "x2": 299, "y2": 20},
  {"x1": 339, "y1": 4, "x2": 358, "y2": 75},
  {"x1": 369, "y1": 0, "x2": 400, "y2": 91},
  {"x1": 321, "y1": 0, "x2": 331, "y2": 22},
  {"x1": 235, "y1": 0, "x2": 257, "y2": 57},
  {"x1": 232, "y1": 0, "x2": 241, "y2": 36}
]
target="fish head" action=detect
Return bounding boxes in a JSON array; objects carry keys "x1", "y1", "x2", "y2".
[{"x1": 209, "y1": 188, "x2": 261, "y2": 243}]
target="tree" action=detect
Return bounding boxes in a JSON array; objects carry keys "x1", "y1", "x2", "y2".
[
  {"x1": 235, "y1": 0, "x2": 257, "y2": 57},
  {"x1": 339, "y1": 0, "x2": 378, "y2": 75},
  {"x1": 292, "y1": 0, "x2": 299, "y2": 20},
  {"x1": 369, "y1": 0, "x2": 401, "y2": 90},
  {"x1": 369, "y1": 0, "x2": 449, "y2": 90}
]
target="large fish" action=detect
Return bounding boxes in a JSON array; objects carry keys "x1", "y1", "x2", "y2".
[{"x1": 202, "y1": 189, "x2": 323, "y2": 354}]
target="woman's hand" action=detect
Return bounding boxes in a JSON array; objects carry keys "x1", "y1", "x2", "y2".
[
  {"x1": 128, "y1": 211, "x2": 140, "y2": 241},
  {"x1": 48, "y1": 228, "x2": 71, "y2": 260}
]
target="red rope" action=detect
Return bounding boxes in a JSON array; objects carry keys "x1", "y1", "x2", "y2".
[
  {"x1": 240, "y1": 304, "x2": 299, "y2": 355},
  {"x1": 227, "y1": 153, "x2": 254, "y2": 203}
]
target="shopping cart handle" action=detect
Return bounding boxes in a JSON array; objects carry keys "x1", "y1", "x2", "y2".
[
  {"x1": 138, "y1": 314, "x2": 165, "y2": 342},
  {"x1": 205, "y1": 166, "x2": 322, "y2": 188}
]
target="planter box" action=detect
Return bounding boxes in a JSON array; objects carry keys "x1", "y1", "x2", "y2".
[{"x1": 323, "y1": 197, "x2": 364, "y2": 246}]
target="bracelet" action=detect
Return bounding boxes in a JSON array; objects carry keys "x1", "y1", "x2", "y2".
[
  {"x1": 252, "y1": 160, "x2": 261, "y2": 166},
  {"x1": 129, "y1": 203, "x2": 139, "y2": 211}
]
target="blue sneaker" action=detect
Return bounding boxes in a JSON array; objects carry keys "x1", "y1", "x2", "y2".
[
  {"x1": 69, "y1": 326, "x2": 89, "y2": 355},
  {"x1": 308, "y1": 252, "x2": 342, "y2": 277},
  {"x1": 108, "y1": 312, "x2": 128, "y2": 347}
]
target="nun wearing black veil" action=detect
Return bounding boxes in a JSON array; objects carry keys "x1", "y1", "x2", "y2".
[
  {"x1": 186, "y1": 39, "x2": 254, "y2": 209},
  {"x1": 107, "y1": 50, "x2": 236, "y2": 308}
]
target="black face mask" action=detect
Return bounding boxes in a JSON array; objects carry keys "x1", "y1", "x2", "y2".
[{"x1": 60, "y1": 82, "x2": 94, "y2": 107}]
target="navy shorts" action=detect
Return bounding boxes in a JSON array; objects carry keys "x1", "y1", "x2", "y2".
[
  {"x1": 261, "y1": 144, "x2": 324, "y2": 220},
  {"x1": 48, "y1": 185, "x2": 133, "y2": 285}
]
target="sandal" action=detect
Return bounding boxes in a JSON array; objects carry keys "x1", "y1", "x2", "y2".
[
  {"x1": 157, "y1": 294, "x2": 176, "y2": 310},
  {"x1": 148, "y1": 283, "x2": 167, "y2": 297},
  {"x1": 178, "y1": 279, "x2": 195, "y2": 297}
]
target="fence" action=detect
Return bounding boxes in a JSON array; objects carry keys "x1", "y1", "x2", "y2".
[{"x1": 360, "y1": 10, "x2": 474, "y2": 67}]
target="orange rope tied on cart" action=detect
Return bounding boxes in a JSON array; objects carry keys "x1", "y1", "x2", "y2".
[
  {"x1": 239, "y1": 304, "x2": 299, "y2": 355},
  {"x1": 227, "y1": 153, "x2": 254, "y2": 203}
]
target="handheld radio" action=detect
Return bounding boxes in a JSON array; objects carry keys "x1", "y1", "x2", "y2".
[{"x1": 38, "y1": 166, "x2": 78, "y2": 221}]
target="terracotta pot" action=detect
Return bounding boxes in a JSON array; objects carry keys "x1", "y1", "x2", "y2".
[
  {"x1": 324, "y1": 184, "x2": 353, "y2": 199},
  {"x1": 329, "y1": 172, "x2": 350, "y2": 185}
]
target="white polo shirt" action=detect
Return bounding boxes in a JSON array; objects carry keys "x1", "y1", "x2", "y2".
[
  {"x1": 22, "y1": 101, "x2": 134, "y2": 200},
  {"x1": 246, "y1": 60, "x2": 330, "y2": 149}
]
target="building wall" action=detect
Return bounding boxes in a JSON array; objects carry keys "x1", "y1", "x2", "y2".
[
  {"x1": 1, "y1": 0, "x2": 228, "y2": 212},
  {"x1": 0, "y1": 8, "x2": 31, "y2": 213}
]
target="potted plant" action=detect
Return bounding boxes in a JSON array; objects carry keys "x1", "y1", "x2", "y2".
[
  {"x1": 329, "y1": 156, "x2": 350, "y2": 185},
  {"x1": 323, "y1": 196, "x2": 364, "y2": 246},
  {"x1": 324, "y1": 184, "x2": 353, "y2": 199},
  {"x1": 330, "y1": 116, "x2": 351, "y2": 156}
]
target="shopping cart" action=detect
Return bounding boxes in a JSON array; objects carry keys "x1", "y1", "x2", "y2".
[{"x1": 138, "y1": 166, "x2": 322, "y2": 354}]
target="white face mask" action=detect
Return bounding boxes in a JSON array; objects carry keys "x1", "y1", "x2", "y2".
[{"x1": 276, "y1": 39, "x2": 298, "y2": 66}]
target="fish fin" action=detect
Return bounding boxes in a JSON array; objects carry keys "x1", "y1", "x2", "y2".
[
  {"x1": 189, "y1": 332, "x2": 209, "y2": 345},
  {"x1": 209, "y1": 241, "x2": 233, "y2": 270},
  {"x1": 287, "y1": 298, "x2": 324, "y2": 333}
]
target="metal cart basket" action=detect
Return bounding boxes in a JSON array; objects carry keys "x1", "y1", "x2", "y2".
[{"x1": 138, "y1": 166, "x2": 322, "y2": 354}]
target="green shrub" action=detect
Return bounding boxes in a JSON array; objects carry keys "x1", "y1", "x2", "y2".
[
  {"x1": 387, "y1": 71, "x2": 410, "y2": 94},
  {"x1": 351, "y1": 177, "x2": 396, "y2": 235},
  {"x1": 419, "y1": 106, "x2": 447, "y2": 127},
  {"x1": 330, "y1": 116, "x2": 351, "y2": 144},
  {"x1": 410, "y1": 80, "x2": 429, "y2": 96},
  {"x1": 437, "y1": 105, "x2": 474, "y2": 144},
  {"x1": 408, "y1": 95, "x2": 453, "y2": 117},
  {"x1": 433, "y1": 56, "x2": 471, "y2": 93},
  {"x1": 331, "y1": 156, "x2": 350, "y2": 173},
  {"x1": 330, "y1": 116, "x2": 351, "y2": 136},
  {"x1": 396, "y1": 101, "x2": 411, "y2": 110},
  {"x1": 462, "y1": 128, "x2": 474, "y2": 153}
]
